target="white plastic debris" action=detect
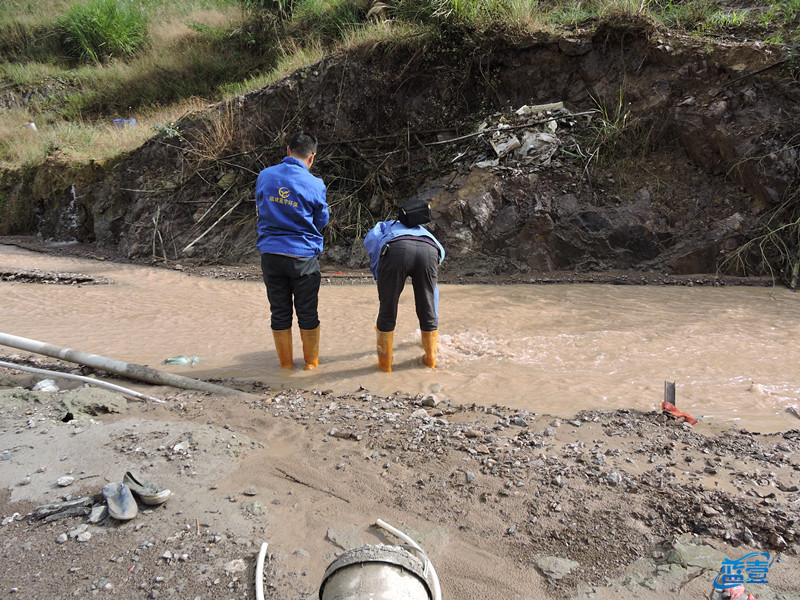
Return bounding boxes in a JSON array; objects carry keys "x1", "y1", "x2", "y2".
[
  {"x1": 490, "y1": 135, "x2": 521, "y2": 158},
  {"x1": 33, "y1": 379, "x2": 59, "y2": 392},
  {"x1": 515, "y1": 131, "x2": 560, "y2": 165}
]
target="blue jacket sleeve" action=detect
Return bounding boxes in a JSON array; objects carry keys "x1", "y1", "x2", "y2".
[
  {"x1": 363, "y1": 222, "x2": 386, "y2": 279},
  {"x1": 313, "y1": 185, "x2": 329, "y2": 231}
]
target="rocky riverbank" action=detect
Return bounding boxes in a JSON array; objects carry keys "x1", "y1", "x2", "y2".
[
  {"x1": 0, "y1": 234, "x2": 780, "y2": 289},
  {"x1": 1, "y1": 349, "x2": 798, "y2": 599}
]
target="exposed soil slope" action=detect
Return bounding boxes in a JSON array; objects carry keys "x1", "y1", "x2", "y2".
[{"x1": 2, "y1": 18, "x2": 798, "y2": 282}]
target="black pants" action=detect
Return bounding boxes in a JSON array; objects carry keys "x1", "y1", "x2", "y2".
[
  {"x1": 260, "y1": 253, "x2": 321, "y2": 331},
  {"x1": 376, "y1": 238, "x2": 439, "y2": 332}
]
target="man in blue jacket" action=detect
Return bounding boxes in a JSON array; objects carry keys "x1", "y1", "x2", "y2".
[
  {"x1": 256, "y1": 130, "x2": 329, "y2": 370},
  {"x1": 363, "y1": 205, "x2": 445, "y2": 372}
]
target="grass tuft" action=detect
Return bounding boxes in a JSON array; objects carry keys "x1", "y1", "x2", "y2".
[{"x1": 57, "y1": 0, "x2": 149, "y2": 64}]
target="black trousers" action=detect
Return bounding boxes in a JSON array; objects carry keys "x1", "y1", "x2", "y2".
[
  {"x1": 260, "y1": 253, "x2": 321, "y2": 331},
  {"x1": 376, "y1": 238, "x2": 439, "y2": 332}
]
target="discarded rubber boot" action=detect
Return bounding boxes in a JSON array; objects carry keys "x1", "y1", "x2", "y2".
[
  {"x1": 102, "y1": 482, "x2": 138, "y2": 521},
  {"x1": 123, "y1": 471, "x2": 172, "y2": 506},
  {"x1": 376, "y1": 328, "x2": 394, "y2": 372},
  {"x1": 421, "y1": 329, "x2": 438, "y2": 368},
  {"x1": 271, "y1": 328, "x2": 294, "y2": 369}
]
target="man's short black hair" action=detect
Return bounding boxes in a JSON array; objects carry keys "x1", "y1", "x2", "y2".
[{"x1": 289, "y1": 130, "x2": 318, "y2": 158}]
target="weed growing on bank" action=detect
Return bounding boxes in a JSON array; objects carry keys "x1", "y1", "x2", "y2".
[
  {"x1": 57, "y1": 0, "x2": 149, "y2": 63},
  {"x1": 720, "y1": 142, "x2": 800, "y2": 290}
]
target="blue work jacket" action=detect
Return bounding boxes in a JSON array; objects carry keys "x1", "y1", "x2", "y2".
[{"x1": 255, "y1": 156, "x2": 329, "y2": 257}]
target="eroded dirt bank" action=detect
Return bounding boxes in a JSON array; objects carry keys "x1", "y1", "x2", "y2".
[
  {"x1": 1, "y1": 348, "x2": 799, "y2": 600},
  {"x1": 2, "y1": 18, "x2": 799, "y2": 284}
]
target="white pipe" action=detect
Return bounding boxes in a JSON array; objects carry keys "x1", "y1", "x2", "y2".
[
  {"x1": 255, "y1": 542, "x2": 269, "y2": 600},
  {"x1": 376, "y1": 519, "x2": 442, "y2": 600},
  {"x1": 0, "y1": 332, "x2": 251, "y2": 397},
  {"x1": 0, "y1": 360, "x2": 164, "y2": 403}
]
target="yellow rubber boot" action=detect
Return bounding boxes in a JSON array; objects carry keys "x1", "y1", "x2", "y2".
[
  {"x1": 271, "y1": 328, "x2": 294, "y2": 369},
  {"x1": 421, "y1": 329, "x2": 438, "y2": 368},
  {"x1": 376, "y1": 328, "x2": 394, "y2": 372},
  {"x1": 299, "y1": 326, "x2": 320, "y2": 370}
]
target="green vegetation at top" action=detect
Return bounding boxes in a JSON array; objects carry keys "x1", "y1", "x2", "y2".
[
  {"x1": 0, "y1": 0, "x2": 798, "y2": 168},
  {"x1": 57, "y1": 0, "x2": 149, "y2": 63}
]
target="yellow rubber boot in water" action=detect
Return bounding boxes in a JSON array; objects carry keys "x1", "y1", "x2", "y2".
[
  {"x1": 421, "y1": 329, "x2": 438, "y2": 368},
  {"x1": 271, "y1": 328, "x2": 294, "y2": 369},
  {"x1": 376, "y1": 328, "x2": 394, "y2": 372},
  {"x1": 299, "y1": 326, "x2": 320, "y2": 370}
]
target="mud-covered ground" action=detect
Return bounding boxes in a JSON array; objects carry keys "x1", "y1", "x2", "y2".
[
  {"x1": 0, "y1": 235, "x2": 778, "y2": 288},
  {"x1": 1, "y1": 353, "x2": 799, "y2": 600},
  {"x1": 1, "y1": 241, "x2": 798, "y2": 600}
]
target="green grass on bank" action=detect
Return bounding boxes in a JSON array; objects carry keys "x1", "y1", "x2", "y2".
[
  {"x1": 0, "y1": 0, "x2": 798, "y2": 169},
  {"x1": 58, "y1": 0, "x2": 149, "y2": 64}
]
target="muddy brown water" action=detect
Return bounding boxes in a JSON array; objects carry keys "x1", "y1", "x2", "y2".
[{"x1": 2, "y1": 244, "x2": 798, "y2": 433}]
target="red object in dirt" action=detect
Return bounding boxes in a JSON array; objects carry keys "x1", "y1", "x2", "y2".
[
  {"x1": 727, "y1": 585, "x2": 756, "y2": 600},
  {"x1": 661, "y1": 401, "x2": 698, "y2": 425}
]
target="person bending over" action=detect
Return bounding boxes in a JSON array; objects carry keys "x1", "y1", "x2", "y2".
[{"x1": 363, "y1": 202, "x2": 445, "y2": 372}]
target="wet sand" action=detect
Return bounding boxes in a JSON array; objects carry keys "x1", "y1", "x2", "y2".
[{"x1": 1, "y1": 353, "x2": 799, "y2": 600}]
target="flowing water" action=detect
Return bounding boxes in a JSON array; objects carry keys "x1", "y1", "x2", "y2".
[{"x1": 2, "y1": 244, "x2": 799, "y2": 432}]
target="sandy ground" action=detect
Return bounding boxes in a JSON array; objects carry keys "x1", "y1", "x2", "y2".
[{"x1": 1, "y1": 351, "x2": 799, "y2": 600}]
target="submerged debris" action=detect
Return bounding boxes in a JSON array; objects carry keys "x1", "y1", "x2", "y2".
[
  {"x1": 163, "y1": 355, "x2": 201, "y2": 367},
  {"x1": 0, "y1": 269, "x2": 111, "y2": 285}
]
